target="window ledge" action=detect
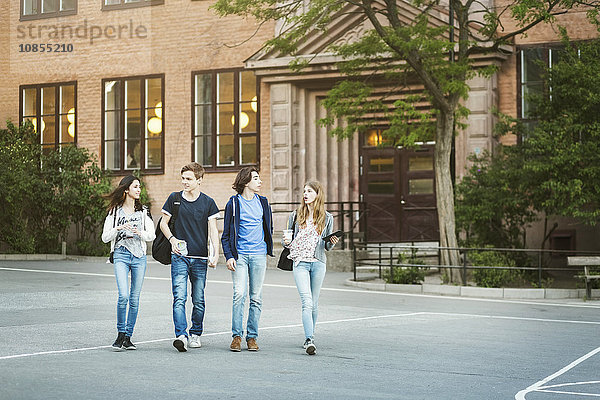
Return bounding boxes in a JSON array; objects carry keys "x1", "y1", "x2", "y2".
[
  {"x1": 107, "y1": 169, "x2": 164, "y2": 176},
  {"x1": 203, "y1": 165, "x2": 260, "y2": 173},
  {"x1": 20, "y1": 10, "x2": 77, "y2": 21},
  {"x1": 102, "y1": 0, "x2": 164, "y2": 11}
]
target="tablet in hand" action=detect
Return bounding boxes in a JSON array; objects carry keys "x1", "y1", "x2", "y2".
[{"x1": 323, "y1": 230, "x2": 344, "y2": 242}]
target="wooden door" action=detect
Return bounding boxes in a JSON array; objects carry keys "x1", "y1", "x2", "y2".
[
  {"x1": 360, "y1": 148, "x2": 400, "y2": 242},
  {"x1": 360, "y1": 145, "x2": 438, "y2": 243},
  {"x1": 399, "y1": 147, "x2": 438, "y2": 241}
]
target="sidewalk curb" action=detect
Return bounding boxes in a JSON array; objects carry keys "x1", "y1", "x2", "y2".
[
  {"x1": 0, "y1": 254, "x2": 67, "y2": 261},
  {"x1": 344, "y1": 278, "x2": 594, "y2": 299},
  {"x1": 66, "y1": 256, "x2": 108, "y2": 262},
  {"x1": 0, "y1": 253, "x2": 287, "y2": 267},
  {"x1": 0, "y1": 254, "x2": 112, "y2": 262}
]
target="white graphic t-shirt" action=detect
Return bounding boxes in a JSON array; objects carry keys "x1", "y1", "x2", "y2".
[{"x1": 113, "y1": 208, "x2": 146, "y2": 258}]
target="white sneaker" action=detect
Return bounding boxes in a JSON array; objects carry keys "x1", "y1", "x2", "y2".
[
  {"x1": 173, "y1": 335, "x2": 188, "y2": 352},
  {"x1": 189, "y1": 334, "x2": 202, "y2": 348}
]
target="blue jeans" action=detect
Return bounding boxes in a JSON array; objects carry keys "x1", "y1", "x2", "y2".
[
  {"x1": 171, "y1": 254, "x2": 208, "y2": 338},
  {"x1": 113, "y1": 247, "x2": 147, "y2": 337},
  {"x1": 293, "y1": 260, "x2": 326, "y2": 339},
  {"x1": 231, "y1": 254, "x2": 267, "y2": 339}
]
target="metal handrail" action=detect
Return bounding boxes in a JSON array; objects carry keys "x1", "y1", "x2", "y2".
[{"x1": 353, "y1": 243, "x2": 600, "y2": 286}]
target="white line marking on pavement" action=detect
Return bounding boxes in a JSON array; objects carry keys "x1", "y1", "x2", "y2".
[
  {"x1": 1, "y1": 311, "x2": 597, "y2": 362},
  {"x1": 540, "y1": 381, "x2": 600, "y2": 390},
  {"x1": 424, "y1": 312, "x2": 600, "y2": 326},
  {"x1": 535, "y1": 380, "x2": 600, "y2": 398},
  {"x1": 2, "y1": 266, "x2": 600, "y2": 310},
  {"x1": 318, "y1": 287, "x2": 600, "y2": 309},
  {"x1": 0, "y1": 313, "x2": 419, "y2": 361},
  {"x1": 536, "y1": 389, "x2": 600, "y2": 397},
  {"x1": 0, "y1": 266, "x2": 134, "y2": 279},
  {"x1": 515, "y1": 346, "x2": 600, "y2": 399}
]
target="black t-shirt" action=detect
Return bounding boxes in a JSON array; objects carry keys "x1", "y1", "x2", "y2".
[{"x1": 162, "y1": 191, "x2": 220, "y2": 258}]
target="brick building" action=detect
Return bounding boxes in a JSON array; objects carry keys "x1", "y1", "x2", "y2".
[
  {"x1": 1, "y1": 0, "x2": 275, "y2": 220},
  {"x1": 0, "y1": 0, "x2": 598, "y2": 249}
]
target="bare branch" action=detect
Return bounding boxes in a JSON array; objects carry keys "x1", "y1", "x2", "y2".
[
  {"x1": 466, "y1": 0, "x2": 568, "y2": 56},
  {"x1": 464, "y1": 0, "x2": 478, "y2": 11},
  {"x1": 467, "y1": 0, "x2": 494, "y2": 13},
  {"x1": 222, "y1": 20, "x2": 270, "y2": 48},
  {"x1": 384, "y1": 0, "x2": 402, "y2": 27},
  {"x1": 342, "y1": 0, "x2": 371, "y2": 9}
]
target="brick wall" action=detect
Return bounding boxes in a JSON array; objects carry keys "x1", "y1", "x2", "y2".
[{"x1": 0, "y1": 0, "x2": 275, "y2": 217}]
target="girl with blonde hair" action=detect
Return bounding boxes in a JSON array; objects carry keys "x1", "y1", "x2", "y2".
[{"x1": 283, "y1": 181, "x2": 339, "y2": 355}]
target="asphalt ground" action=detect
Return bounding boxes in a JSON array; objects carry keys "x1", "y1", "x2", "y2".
[{"x1": 0, "y1": 259, "x2": 599, "y2": 400}]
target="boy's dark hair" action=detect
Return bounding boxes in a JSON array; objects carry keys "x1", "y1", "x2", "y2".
[
  {"x1": 232, "y1": 167, "x2": 259, "y2": 194},
  {"x1": 181, "y1": 162, "x2": 205, "y2": 179}
]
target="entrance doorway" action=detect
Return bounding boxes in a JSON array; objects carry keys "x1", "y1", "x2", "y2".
[{"x1": 360, "y1": 145, "x2": 438, "y2": 243}]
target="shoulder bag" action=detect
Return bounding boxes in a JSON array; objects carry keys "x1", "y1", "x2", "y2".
[
  {"x1": 108, "y1": 209, "x2": 117, "y2": 263},
  {"x1": 276, "y1": 214, "x2": 296, "y2": 271},
  {"x1": 152, "y1": 192, "x2": 182, "y2": 265}
]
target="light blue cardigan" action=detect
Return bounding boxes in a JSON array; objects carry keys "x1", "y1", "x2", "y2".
[{"x1": 283, "y1": 210, "x2": 335, "y2": 263}]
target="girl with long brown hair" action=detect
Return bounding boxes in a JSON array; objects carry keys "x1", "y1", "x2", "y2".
[
  {"x1": 101, "y1": 175, "x2": 155, "y2": 351},
  {"x1": 283, "y1": 180, "x2": 339, "y2": 355}
]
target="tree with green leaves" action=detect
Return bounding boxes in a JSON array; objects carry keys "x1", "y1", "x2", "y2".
[
  {"x1": 456, "y1": 148, "x2": 537, "y2": 249},
  {"x1": 0, "y1": 121, "x2": 45, "y2": 252},
  {"x1": 212, "y1": 0, "x2": 600, "y2": 266},
  {"x1": 0, "y1": 121, "x2": 111, "y2": 254},
  {"x1": 457, "y1": 37, "x2": 600, "y2": 249},
  {"x1": 41, "y1": 144, "x2": 112, "y2": 254}
]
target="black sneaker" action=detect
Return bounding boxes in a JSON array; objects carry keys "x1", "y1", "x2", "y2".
[
  {"x1": 304, "y1": 338, "x2": 316, "y2": 355},
  {"x1": 303, "y1": 338, "x2": 311, "y2": 349},
  {"x1": 123, "y1": 336, "x2": 137, "y2": 350},
  {"x1": 112, "y1": 332, "x2": 126, "y2": 351}
]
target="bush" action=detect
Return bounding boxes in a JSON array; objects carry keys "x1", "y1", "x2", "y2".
[
  {"x1": 0, "y1": 121, "x2": 44, "y2": 253},
  {"x1": 0, "y1": 121, "x2": 111, "y2": 255},
  {"x1": 385, "y1": 266, "x2": 426, "y2": 284},
  {"x1": 383, "y1": 252, "x2": 426, "y2": 285},
  {"x1": 468, "y1": 250, "x2": 521, "y2": 288},
  {"x1": 42, "y1": 144, "x2": 112, "y2": 254}
]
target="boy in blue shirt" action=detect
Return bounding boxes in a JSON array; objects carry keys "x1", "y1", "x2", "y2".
[{"x1": 221, "y1": 167, "x2": 273, "y2": 351}]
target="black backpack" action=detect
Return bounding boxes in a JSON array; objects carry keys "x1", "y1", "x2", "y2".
[{"x1": 152, "y1": 192, "x2": 181, "y2": 265}]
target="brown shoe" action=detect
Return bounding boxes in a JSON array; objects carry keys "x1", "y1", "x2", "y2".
[
  {"x1": 230, "y1": 336, "x2": 242, "y2": 352},
  {"x1": 247, "y1": 337, "x2": 259, "y2": 351}
]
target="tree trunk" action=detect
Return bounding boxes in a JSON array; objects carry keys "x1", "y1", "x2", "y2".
[{"x1": 434, "y1": 110, "x2": 461, "y2": 276}]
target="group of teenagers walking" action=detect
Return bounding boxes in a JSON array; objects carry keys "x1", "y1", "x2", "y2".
[{"x1": 101, "y1": 163, "x2": 339, "y2": 356}]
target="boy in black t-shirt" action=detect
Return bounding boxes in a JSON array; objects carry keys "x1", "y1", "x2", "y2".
[{"x1": 160, "y1": 163, "x2": 220, "y2": 352}]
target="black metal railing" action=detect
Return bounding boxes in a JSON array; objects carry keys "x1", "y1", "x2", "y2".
[
  {"x1": 353, "y1": 243, "x2": 600, "y2": 286},
  {"x1": 271, "y1": 201, "x2": 367, "y2": 250}
]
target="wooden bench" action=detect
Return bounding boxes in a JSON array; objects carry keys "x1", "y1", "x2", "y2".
[{"x1": 568, "y1": 256, "x2": 600, "y2": 299}]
